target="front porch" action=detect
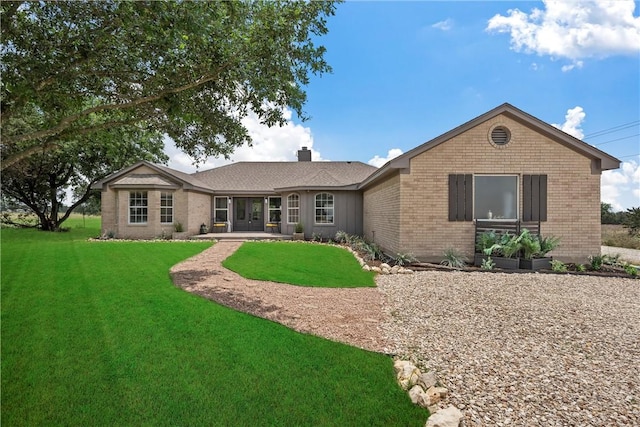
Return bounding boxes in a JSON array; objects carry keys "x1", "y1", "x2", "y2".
[{"x1": 191, "y1": 231, "x2": 292, "y2": 241}]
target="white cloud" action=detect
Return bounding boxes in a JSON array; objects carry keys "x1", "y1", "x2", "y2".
[
  {"x1": 602, "y1": 160, "x2": 640, "y2": 210},
  {"x1": 486, "y1": 0, "x2": 640, "y2": 70},
  {"x1": 432, "y1": 18, "x2": 453, "y2": 31},
  {"x1": 552, "y1": 106, "x2": 586, "y2": 139},
  {"x1": 368, "y1": 148, "x2": 403, "y2": 168},
  {"x1": 166, "y1": 107, "x2": 323, "y2": 173}
]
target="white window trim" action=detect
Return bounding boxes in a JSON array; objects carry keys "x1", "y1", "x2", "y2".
[
  {"x1": 268, "y1": 196, "x2": 282, "y2": 223},
  {"x1": 314, "y1": 192, "x2": 334, "y2": 225},
  {"x1": 128, "y1": 191, "x2": 148, "y2": 224},
  {"x1": 214, "y1": 196, "x2": 229, "y2": 223},
  {"x1": 160, "y1": 192, "x2": 174, "y2": 224},
  {"x1": 287, "y1": 193, "x2": 300, "y2": 224},
  {"x1": 473, "y1": 174, "x2": 519, "y2": 221}
]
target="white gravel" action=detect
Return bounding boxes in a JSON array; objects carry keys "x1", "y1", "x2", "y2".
[{"x1": 377, "y1": 271, "x2": 640, "y2": 427}]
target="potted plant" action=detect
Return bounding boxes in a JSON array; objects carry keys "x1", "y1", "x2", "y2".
[
  {"x1": 481, "y1": 231, "x2": 522, "y2": 270},
  {"x1": 172, "y1": 222, "x2": 188, "y2": 240},
  {"x1": 520, "y1": 231, "x2": 560, "y2": 270},
  {"x1": 474, "y1": 230, "x2": 498, "y2": 267},
  {"x1": 292, "y1": 222, "x2": 304, "y2": 240}
]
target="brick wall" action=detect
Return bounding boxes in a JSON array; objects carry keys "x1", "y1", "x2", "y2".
[
  {"x1": 370, "y1": 113, "x2": 602, "y2": 263},
  {"x1": 363, "y1": 173, "x2": 401, "y2": 254}
]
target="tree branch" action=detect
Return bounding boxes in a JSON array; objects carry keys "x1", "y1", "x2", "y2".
[{"x1": 3, "y1": 72, "x2": 223, "y2": 147}]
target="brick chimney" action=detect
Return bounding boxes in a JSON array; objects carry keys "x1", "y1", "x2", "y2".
[{"x1": 297, "y1": 146, "x2": 312, "y2": 162}]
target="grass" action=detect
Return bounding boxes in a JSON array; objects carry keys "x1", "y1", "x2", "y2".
[
  {"x1": 222, "y1": 241, "x2": 376, "y2": 287},
  {"x1": 602, "y1": 224, "x2": 640, "y2": 250},
  {"x1": 1, "y1": 219, "x2": 426, "y2": 426}
]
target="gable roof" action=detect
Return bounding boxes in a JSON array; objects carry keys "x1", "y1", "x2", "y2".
[
  {"x1": 92, "y1": 160, "x2": 213, "y2": 193},
  {"x1": 359, "y1": 103, "x2": 621, "y2": 189},
  {"x1": 192, "y1": 161, "x2": 377, "y2": 193}
]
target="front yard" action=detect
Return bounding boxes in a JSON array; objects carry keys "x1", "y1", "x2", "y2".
[{"x1": 0, "y1": 223, "x2": 425, "y2": 426}]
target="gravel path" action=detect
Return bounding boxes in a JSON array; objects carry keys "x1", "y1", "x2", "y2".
[{"x1": 378, "y1": 271, "x2": 640, "y2": 426}]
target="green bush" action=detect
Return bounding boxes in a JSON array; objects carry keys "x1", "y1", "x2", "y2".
[{"x1": 623, "y1": 207, "x2": 640, "y2": 237}]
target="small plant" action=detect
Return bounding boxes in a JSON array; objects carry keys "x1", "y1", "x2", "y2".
[
  {"x1": 476, "y1": 230, "x2": 498, "y2": 254},
  {"x1": 174, "y1": 222, "x2": 184, "y2": 232},
  {"x1": 311, "y1": 232, "x2": 323, "y2": 242},
  {"x1": 589, "y1": 255, "x2": 604, "y2": 271},
  {"x1": 294, "y1": 222, "x2": 304, "y2": 233},
  {"x1": 576, "y1": 263, "x2": 587, "y2": 272},
  {"x1": 361, "y1": 242, "x2": 381, "y2": 262},
  {"x1": 623, "y1": 263, "x2": 638, "y2": 277},
  {"x1": 550, "y1": 259, "x2": 567, "y2": 272},
  {"x1": 603, "y1": 254, "x2": 620, "y2": 266},
  {"x1": 538, "y1": 235, "x2": 561, "y2": 256},
  {"x1": 481, "y1": 256, "x2": 495, "y2": 270},
  {"x1": 394, "y1": 252, "x2": 417, "y2": 267},
  {"x1": 334, "y1": 230, "x2": 349, "y2": 244},
  {"x1": 440, "y1": 248, "x2": 468, "y2": 268},
  {"x1": 483, "y1": 232, "x2": 523, "y2": 258}
]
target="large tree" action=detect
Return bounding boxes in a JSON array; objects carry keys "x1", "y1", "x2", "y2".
[
  {"x1": 2, "y1": 113, "x2": 167, "y2": 230},
  {"x1": 1, "y1": 1, "x2": 337, "y2": 169}
]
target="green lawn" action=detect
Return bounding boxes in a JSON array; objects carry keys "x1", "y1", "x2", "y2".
[
  {"x1": 222, "y1": 241, "x2": 376, "y2": 287},
  {"x1": 1, "y1": 221, "x2": 426, "y2": 426}
]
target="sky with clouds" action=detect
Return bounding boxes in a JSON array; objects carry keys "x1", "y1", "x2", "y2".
[{"x1": 166, "y1": 0, "x2": 640, "y2": 211}]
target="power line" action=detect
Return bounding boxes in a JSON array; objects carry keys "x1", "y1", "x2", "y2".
[
  {"x1": 593, "y1": 133, "x2": 640, "y2": 146},
  {"x1": 584, "y1": 120, "x2": 640, "y2": 139},
  {"x1": 618, "y1": 153, "x2": 640, "y2": 159}
]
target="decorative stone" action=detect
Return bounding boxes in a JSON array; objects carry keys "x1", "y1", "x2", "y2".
[
  {"x1": 425, "y1": 405, "x2": 463, "y2": 427},
  {"x1": 381, "y1": 268, "x2": 391, "y2": 275},
  {"x1": 394, "y1": 360, "x2": 421, "y2": 390},
  {"x1": 362, "y1": 265, "x2": 371, "y2": 271},
  {"x1": 380, "y1": 263, "x2": 391, "y2": 270},
  {"x1": 371, "y1": 266, "x2": 382, "y2": 273},
  {"x1": 418, "y1": 371, "x2": 438, "y2": 390},
  {"x1": 390, "y1": 265, "x2": 400, "y2": 274},
  {"x1": 409, "y1": 385, "x2": 425, "y2": 405}
]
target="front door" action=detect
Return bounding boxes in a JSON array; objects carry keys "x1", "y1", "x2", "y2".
[{"x1": 234, "y1": 198, "x2": 264, "y2": 231}]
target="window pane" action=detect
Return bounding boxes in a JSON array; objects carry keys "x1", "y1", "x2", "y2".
[
  {"x1": 475, "y1": 176, "x2": 517, "y2": 219},
  {"x1": 315, "y1": 193, "x2": 334, "y2": 224},
  {"x1": 215, "y1": 197, "x2": 227, "y2": 209},
  {"x1": 287, "y1": 194, "x2": 299, "y2": 223}
]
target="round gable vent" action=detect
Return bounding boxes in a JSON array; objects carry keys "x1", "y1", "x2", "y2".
[{"x1": 490, "y1": 126, "x2": 511, "y2": 145}]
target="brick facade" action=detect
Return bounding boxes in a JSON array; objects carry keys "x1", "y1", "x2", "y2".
[{"x1": 364, "y1": 113, "x2": 603, "y2": 263}]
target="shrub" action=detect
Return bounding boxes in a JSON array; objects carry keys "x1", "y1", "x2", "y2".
[
  {"x1": 550, "y1": 259, "x2": 567, "y2": 272},
  {"x1": 394, "y1": 252, "x2": 417, "y2": 266},
  {"x1": 294, "y1": 222, "x2": 304, "y2": 233},
  {"x1": 334, "y1": 230, "x2": 349, "y2": 244},
  {"x1": 311, "y1": 232, "x2": 323, "y2": 242},
  {"x1": 624, "y1": 264, "x2": 638, "y2": 277},
  {"x1": 440, "y1": 248, "x2": 467, "y2": 268},
  {"x1": 481, "y1": 256, "x2": 495, "y2": 270},
  {"x1": 174, "y1": 222, "x2": 184, "y2": 232},
  {"x1": 589, "y1": 255, "x2": 604, "y2": 271},
  {"x1": 623, "y1": 207, "x2": 640, "y2": 236}
]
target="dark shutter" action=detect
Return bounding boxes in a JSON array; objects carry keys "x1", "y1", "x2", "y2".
[
  {"x1": 448, "y1": 174, "x2": 472, "y2": 221},
  {"x1": 523, "y1": 174, "x2": 547, "y2": 221}
]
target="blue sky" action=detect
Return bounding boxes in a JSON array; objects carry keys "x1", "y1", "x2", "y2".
[{"x1": 167, "y1": 0, "x2": 640, "y2": 211}]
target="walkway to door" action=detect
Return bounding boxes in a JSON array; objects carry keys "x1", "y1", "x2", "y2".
[{"x1": 191, "y1": 231, "x2": 291, "y2": 241}]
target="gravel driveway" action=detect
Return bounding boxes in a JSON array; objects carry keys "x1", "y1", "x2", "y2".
[{"x1": 378, "y1": 271, "x2": 639, "y2": 426}]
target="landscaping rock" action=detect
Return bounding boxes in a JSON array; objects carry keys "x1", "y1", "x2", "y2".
[
  {"x1": 394, "y1": 360, "x2": 421, "y2": 390},
  {"x1": 409, "y1": 384, "x2": 426, "y2": 405},
  {"x1": 362, "y1": 264, "x2": 371, "y2": 271},
  {"x1": 418, "y1": 371, "x2": 438, "y2": 389},
  {"x1": 425, "y1": 405, "x2": 463, "y2": 427},
  {"x1": 380, "y1": 263, "x2": 391, "y2": 270}
]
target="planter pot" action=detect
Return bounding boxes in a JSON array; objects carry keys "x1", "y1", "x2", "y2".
[
  {"x1": 520, "y1": 257, "x2": 552, "y2": 271},
  {"x1": 474, "y1": 254, "x2": 520, "y2": 270},
  {"x1": 172, "y1": 231, "x2": 189, "y2": 240},
  {"x1": 292, "y1": 232, "x2": 305, "y2": 241}
]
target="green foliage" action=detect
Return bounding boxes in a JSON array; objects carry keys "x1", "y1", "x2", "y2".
[
  {"x1": 294, "y1": 222, "x2": 304, "y2": 233},
  {"x1": 311, "y1": 231, "x2": 323, "y2": 242},
  {"x1": 481, "y1": 256, "x2": 495, "y2": 271},
  {"x1": 538, "y1": 234, "x2": 561, "y2": 256},
  {"x1": 173, "y1": 222, "x2": 184, "y2": 232},
  {"x1": 550, "y1": 259, "x2": 568, "y2": 272},
  {"x1": 484, "y1": 232, "x2": 523, "y2": 258},
  {"x1": 623, "y1": 207, "x2": 640, "y2": 237},
  {"x1": 519, "y1": 229, "x2": 541, "y2": 260},
  {"x1": 394, "y1": 252, "x2": 417, "y2": 267},
  {"x1": 440, "y1": 248, "x2": 468, "y2": 268},
  {"x1": 476, "y1": 230, "x2": 498, "y2": 253},
  {"x1": 589, "y1": 255, "x2": 605, "y2": 271},
  {"x1": 601, "y1": 203, "x2": 626, "y2": 224},
  {"x1": 576, "y1": 264, "x2": 587, "y2": 272},
  {"x1": 222, "y1": 242, "x2": 375, "y2": 287},
  {"x1": 1, "y1": 1, "x2": 338, "y2": 168},
  {"x1": 334, "y1": 230, "x2": 349, "y2": 244},
  {"x1": 623, "y1": 264, "x2": 638, "y2": 277},
  {"x1": 602, "y1": 224, "x2": 640, "y2": 250},
  {"x1": 1, "y1": 227, "x2": 425, "y2": 425},
  {"x1": 481, "y1": 229, "x2": 559, "y2": 260}
]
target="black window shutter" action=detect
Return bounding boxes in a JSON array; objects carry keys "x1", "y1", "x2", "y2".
[
  {"x1": 523, "y1": 174, "x2": 547, "y2": 221},
  {"x1": 448, "y1": 174, "x2": 472, "y2": 221}
]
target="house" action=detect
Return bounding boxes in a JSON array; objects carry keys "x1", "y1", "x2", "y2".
[{"x1": 94, "y1": 103, "x2": 621, "y2": 263}]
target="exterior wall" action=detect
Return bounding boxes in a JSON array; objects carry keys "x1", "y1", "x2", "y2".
[
  {"x1": 280, "y1": 190, "x2": 364, "y2": 238},
  {"x1": 395, "y1": 113, "x2": 601, "y2": 263},
  {"x1": 362, "y1": 173, "x2": 401, "y2": 254},
  {"x1": 185, "y1": 191, "x2": 212, "y2": 235}
]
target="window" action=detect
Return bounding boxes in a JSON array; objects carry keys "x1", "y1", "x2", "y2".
[
  {"x1": 214, "y1": 197, "x2": 228, "y2": 222},
  {"x1": 315, "y1": 193, "x2": 334, "y2": 224},
  {"x1": 474, "y1": 176, "x2": 518, "y2": 220},
  {"x1": 268, "y1": 197, "x2": 281, "y2": 222},
  {"x1": 287, "y1": 194, "x2": 299, "y2": 224},
  {"x1": 129, "y1": 191, "x2": 148, "y2": 224},
  {"x1": 160, "y1": 192, "x2": 173, "y2": 223}
]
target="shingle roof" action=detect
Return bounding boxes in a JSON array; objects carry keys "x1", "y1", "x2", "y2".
[
  {"x1": 192, "y1": 161, "x2": 377, "y2": 193},
  {"x1": 114, "y1": 174, "x2": 177, "y2": 186}
]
